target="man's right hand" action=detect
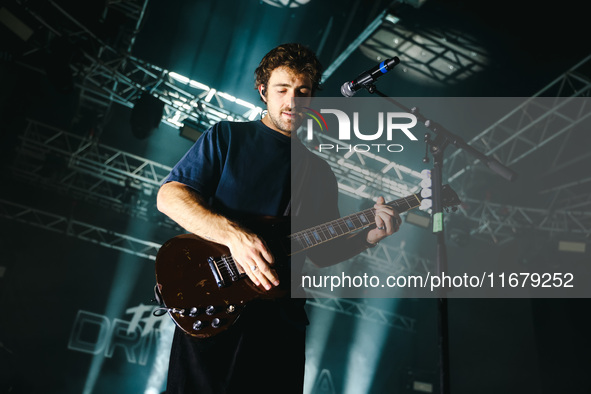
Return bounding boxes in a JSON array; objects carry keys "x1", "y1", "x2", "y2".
[
  {"x1": 226, "y1": 226, "x2": 280, "y2": 291},
  {"x1": 157, "y1": 181, "x2": 280, "y2": 291}
]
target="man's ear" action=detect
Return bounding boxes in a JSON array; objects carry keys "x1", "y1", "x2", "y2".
[{"x1": 259, "y1": 85, "x2": 266, "y2": 102}]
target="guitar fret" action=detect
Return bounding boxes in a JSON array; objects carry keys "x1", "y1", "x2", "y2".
[
  {"x1": 316, "y1": 225, "x2": 330, "y2": 242},
  {"x1": 303, "y1": 232, "x2": 314, "y2": 247},
  {"x1": 311, "y1": 229, "x2": 322, "y2": 242},
  {"x1": 358, "y1": 212, "x2": 370, "y2": 225},
  {"x1": 326, "y1": 224, "x2": 337, "y2": 237},
  {"x1": 405, "y1": 197, "x2": 412, "y2": 209},
  {"x1": 337, "y1": 218, "x2": 349, "y2": 232},
  {"x1": 344, "y1": 217, "x2": 356, "y2": 230}
]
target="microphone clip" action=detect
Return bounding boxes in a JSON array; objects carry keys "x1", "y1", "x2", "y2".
[{"x1": 364, "y1": 83, "x2": 377, "y2": 94}]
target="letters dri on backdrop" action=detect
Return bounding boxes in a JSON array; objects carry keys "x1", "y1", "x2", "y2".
[{"x1": 68, "y1": 304, "x2": 169, "y2": 366}]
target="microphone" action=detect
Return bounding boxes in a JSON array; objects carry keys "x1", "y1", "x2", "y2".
[{"x1": 341, "y1": 56, "x2": 400, "y2": 97}]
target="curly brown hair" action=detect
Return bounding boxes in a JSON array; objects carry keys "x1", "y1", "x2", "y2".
[{"x1": 254, "y1": 43, "x2": 323, "y2": 97}]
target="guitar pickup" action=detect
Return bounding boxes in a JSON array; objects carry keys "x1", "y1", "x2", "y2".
[
  {"x1": 208, "y1": 257, "x2": 227, "y2": 287},
  {"x1": 208, "y1": 255, "x2": 241, "y2": 288}
]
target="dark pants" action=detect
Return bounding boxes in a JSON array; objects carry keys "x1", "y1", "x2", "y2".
[{"x1": 165, "y1": 301, "x2": 306, "y2": 394}]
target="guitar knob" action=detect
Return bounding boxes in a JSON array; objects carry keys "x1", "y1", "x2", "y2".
[
  {"x1": 206, "y1": 305, "x2": 215, "y2": 315},
  {"x1": 211, "y1": 318, "x2": 221, "y2": 328},
  {"x1": 226, "y1": 305, "x2": 236, "y2": 314},
  {"x1": 193, "y1": 320, "x2": 203, "y2": 330},
  {"x1": 189, "y1": 307, "x2": 199, "y2": 317}
]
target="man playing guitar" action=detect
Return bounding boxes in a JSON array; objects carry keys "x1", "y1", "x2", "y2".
[{"x1": 156, "y1": 43, "x2": 400, "y2": 393}]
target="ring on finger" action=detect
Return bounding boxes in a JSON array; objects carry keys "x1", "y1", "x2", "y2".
[
  {"x1": 377, "y1": 226, "x2": 385, "y2": 230},
  {"x1": 251, "y1": 265, "x2": 257, "y2": 271}
]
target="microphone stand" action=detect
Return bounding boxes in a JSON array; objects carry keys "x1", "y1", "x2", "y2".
[{"x1": 361, "y1": 84, "x2": 517, "y2": 394}]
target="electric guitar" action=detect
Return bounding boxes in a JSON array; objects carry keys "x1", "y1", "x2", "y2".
[{"x1": 154, "y1": 185, "x2": 460, "y2": 338}]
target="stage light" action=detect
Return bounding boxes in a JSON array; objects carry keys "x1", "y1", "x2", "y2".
[
  {"x1": 342, "y1": 299, "x2": 398, "y2": 394},
  {"x1": 189, "y1": 80, "x2": 209, "y2": 90},
  {"x1": 143, "y1": 319, "x2": 175, "y2": 394},
  {"x1": 558, "y1": 241, "x2": 586, "y2": 253},
  {"x1": 261, "y1": 0, "x2": 312, "y2": 8},
  {"x1": 248, "y1": 109, "x2": 262, "y2": 121},
  {"x1": 406, "y1": 369, "x2": 435, "y2": 393},
  {"x1": 204, "y1": 89, "x2": 216, "y2": 103},
  {"x1": 412, "y1": 381, "x2": 433, "y2": 393},
  {"x1": 0, "y1": 7, "x2": 33, "y2": 41},
  {"x1": 303, "y1": 307, "x2": 338, "y2": 394},
  {"x1": 168, "y1": 72, "x2": 189, "y2": 84},
  {"x1": 236, "y1": 99, "x2": 255, "y2": 109},
  {"x1": 217, "y1": 92, "x2": 236, "y2": 102}
]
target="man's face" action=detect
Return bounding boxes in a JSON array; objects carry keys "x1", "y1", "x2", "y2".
[{"x1": 260, "y1": 66, "x2": 313, "y2": 137}]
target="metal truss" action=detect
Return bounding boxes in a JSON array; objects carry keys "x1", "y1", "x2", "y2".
[
  {"x1": 302, "y1": 131, "x2": 423, "y2": 202},
  {"x1": 359, "y1": 19, "x2": 489, "y2": 86},
  {"x1": 103, "y1": 0, "x2": 149, "y2": 54},
  {"x1": 15, "y1": 0, "x2": 261, "y2": 134},
  {"x1": 305, "y1": 289, "x2": 416, "y2": 332},
  {"x1": 459, "y1": 197, "x2": 591, "y2": 245},
  {"x1": 70, "y1": 51, "x2": 260, "y2": 132},
  {"x1": 321, "y1": 10, "x2": 397, "y2": 83},
  {"x1": 0, "y1": 199, "x2": 161, "y2": 260},
  {"x1": 12, "y1": 119, "x2": 181, "y2": 228},
  {"x1": 440, "y1": 56, "x2": 591, "y2": 244},
  {"x1": 445, "y1": 55, "x2": 591, "y2": 185},
  {"x1": 545, "y1": 189, "x2": 591, "y2": 212},
  {"x1": 19, "y1": 119, "x2": 170, "y2": 190},
  {"x1": 80, "y1": 0, "x2": 150, "y2": 126}
]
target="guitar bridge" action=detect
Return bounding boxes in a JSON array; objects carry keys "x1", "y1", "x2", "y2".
[{"x1": 208, "y1": 255, "x2": 243, "y2": 288}]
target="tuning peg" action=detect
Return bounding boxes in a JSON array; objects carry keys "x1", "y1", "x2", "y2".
[
  {"x1": 420, "y1": 199, "x2": 432, "y2": 211},
  {"x1": 419, "y1": 169, "x2": 432, "y2": 211}
]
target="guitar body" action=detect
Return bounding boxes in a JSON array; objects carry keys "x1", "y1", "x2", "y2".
[{"x1": 155, "y1": 218, "x2": 291, "y2": 338}]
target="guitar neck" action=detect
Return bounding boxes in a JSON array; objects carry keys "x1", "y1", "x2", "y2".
[{"x1": 289, "y1": 192, "x2": 422, "y2": 255}]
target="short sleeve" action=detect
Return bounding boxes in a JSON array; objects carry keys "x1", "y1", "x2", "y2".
[{"x1": 162, "y1": 124, "x2": 227, "y2": 199}]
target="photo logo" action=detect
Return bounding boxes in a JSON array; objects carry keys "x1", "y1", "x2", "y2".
[
  {"x1": 303, "y1": 107, "x2": 328, "y2": 132},
  {"x1": 304, "y1": 107, "x2": 419, "y2": 153}
]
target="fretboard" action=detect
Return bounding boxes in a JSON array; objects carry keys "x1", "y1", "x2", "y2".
[{"x1": 289, "y1": 192, "x2": 422, "y2": 255}]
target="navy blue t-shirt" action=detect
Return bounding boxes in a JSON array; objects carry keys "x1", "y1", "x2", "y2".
[{"x1": 164, "y1": 120, "x2": 339, "y2": 225}]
